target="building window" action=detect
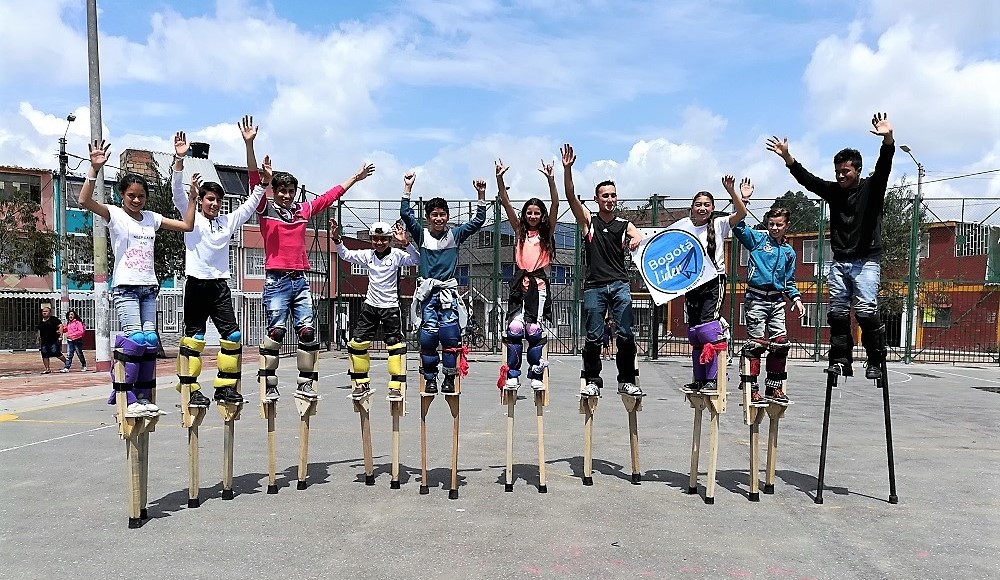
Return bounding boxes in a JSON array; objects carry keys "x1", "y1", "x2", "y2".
[
  {"x1": 955, "y1": 223, "x2": 989, "y2": 257},
  {"x1": 802, "y1": 238, "x2": 832, "y2": 264},
  {"x1": 351, "y1": 262, "x2": 369, "y2": 276},
  {"x1": 245, "y1": 248, "x2": 265, "y2": 278},
  {"x1": 921, "y1": 306, "x2": 952, "y2": 328},
  {"x1": 478, "y1": 231, "x2": 493, "y2": 248},
  {"x1": 799, "y1": 302, "x2": 829, "y2": 328},
  {"x1": 308, "y1": 251, "x2": 327, "y2": 274},
  {"x1": 554, "y1": 228, "x2": 575, "y2": 250},
  {"x1": 500, "y1": 232, "x2": 515, "y2": 247},
  {"x1": 66, "y1": 234, "x2": 94, "y2": 274},
  {"x1": 739, "y1": 245, "x2": 749, "y2": 267},
  {"x1": 501, "y1": 262, "x2": 515, "y2": 282},
  {"x1": 456, "y1": 265, "x2": 470, "y2": 286},
  {"x1": 0, "y1": 171, "x2": 43, "y2": 203},
  {"x1": 738, "y1": 302, "x2": 746, "y2": 326},
  {"x1": 551, "y1": 265, "x2": 573, "y2": 285}
]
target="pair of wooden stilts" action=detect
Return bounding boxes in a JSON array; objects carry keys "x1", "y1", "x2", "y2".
[
  {"x1": 579, "y1": 355, "x2": 644, "y2": 486},
  {"x1": 350, "y1": 389, "x2": 405, "y2": 489},
  {"x1": 259, "y1": 346, "x2": 321, "y2": 493},
  {"x1": 502, "y1": 344, "x2": 550, "y2": 492}
]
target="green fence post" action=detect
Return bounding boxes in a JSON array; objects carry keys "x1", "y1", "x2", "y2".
[
  {"x1": 904, "y1": 183, "x2": 922, "y2": 364},
  {"x1": 650, "y1": 195, "x2": 659, "y2": 360},
  {"x1": 813, "y1": 200, "x2": 826, "y2": 362}
]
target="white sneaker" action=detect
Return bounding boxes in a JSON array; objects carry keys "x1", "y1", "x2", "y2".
[
  {"x1": 125, "y1": 402, "x2": 147, "y2": 416},
  {"x1": 530, "y1": 379, "x2": 545, "y2": 391},
  {"x1": 580, "y1": 381, "x2": 600, "y2": 397},
  {"x1": 137, "y1": 398, "x2": 159, "y2": 413},
  {"x1": 618, "y1": 382, "x2": 644, "y2": 397},
  {"x1": 59, "y1": 368, "x2": 69, "y2": 373},
  {"x1": 504, "y1": 378, "x2": 519, "y2": 391},
  {"x1": 81, "y1": 366, "x2": 88, "y2": 372}
]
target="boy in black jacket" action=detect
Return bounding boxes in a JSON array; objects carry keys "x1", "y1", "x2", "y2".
[{"x1": 766, "y1": 112, "x2": 895, "y2": 380}]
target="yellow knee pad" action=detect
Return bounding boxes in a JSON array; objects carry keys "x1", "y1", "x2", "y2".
[
  {"x1": 214, "y1": 339, "x2": 242, "y2": 389},
  {"x1": 348, "y1": 339, "x2": 372, "y2": 386},
  {"x1": 258, "y1": 337, "x2": 280, "y2": 389},
  {"x1": 387, "y1": 342, "x2": 407, "y2": 391},
  {"x1": 176, "y1": 336, "x2": 206, "y2": 393}
]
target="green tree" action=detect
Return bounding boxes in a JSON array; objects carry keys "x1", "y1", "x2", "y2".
[
  {"x1": 765, "y1": 190, "x2": 821, "y2": 233},
  {"x1": 879, "y1": 178, "x2": 926, "y2": 314},
  {"x1": 0, "y1": 193, "x2": 59, "y2": 277}
]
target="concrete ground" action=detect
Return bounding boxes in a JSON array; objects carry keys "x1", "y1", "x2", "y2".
[{"x1": 0, "y1": 352, "x2": 997, "y2": 580}]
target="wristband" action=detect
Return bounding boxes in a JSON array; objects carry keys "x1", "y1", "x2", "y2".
[
  {"x1": 173, "y1": 155, "x2": 185, "y2": 162},
  {"x1": 86, "y1": 175, "x2": 97, "y2": 182}
]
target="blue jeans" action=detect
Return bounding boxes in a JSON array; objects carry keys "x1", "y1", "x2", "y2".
[
  {"x1": 65, "y1": 339, "x2": 87, "y2": 368},
  {"x1": 111, "y1": 285, "x2": 158, "y2": 335},
  {"x1": 263, "y1": 271, "x2": 314, "y2": 334},
  {"x1": 828, "y1": 259, "x2": 880, "y2": 317},
  {"x1": 582, "y1": 280, "x2": 637, "y2": 383}
]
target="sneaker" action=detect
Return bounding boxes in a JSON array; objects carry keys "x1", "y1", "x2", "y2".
[
  {"x1": 770, "y1": 387, "x2": 789, "y2": 404},
  {"x1": 530, "y1": 379, "x2": 545, "y2": 391},
  {"x1": 504, "y1": 378, "x2": 520, "y2": 391},
  {"x1": 297, "y1": 382, "x2": 318, "y2": 398},
  {"x1": 681, "y1": 381, "x2": 702, "y2": 392},
  {"x1": 264, "y1": 385, "x2": 280, "y2": 401},
  {"x1": 187, "y1": 389, "x2": 211, "y2": 408},
  {"x1": 351, "y1": 384, "x2": 372, "y2": 399},
  {"x1": 827, "y1": 362, "x2": 854, "y2": 377},
  {"x1": 214, "y1": 386, "x2": 244, "y2": 405},
  {"x1": 580, "y1": 381, "x2": 600, "y2": 397},
  {"x1": 59, "y1": 367, "x2": 69, "y2": 373},
  {"x1": 865, "y1": 361, "x2": 883, "y2": 381},
  {"x1": 441, "y1": 374, "x2": 456, "y2": 394},
  {"x1": 698, "y1": 380, "x2": 719, "y2": 395},
  {"x1": 387, "y1": 387, "x2": 403, "y2": 401},
  {"x1": 126, "y1": 402, "x2": 147, "y2": 416},
  {"x1": 423, "y1": 377, "x2": 438, "y2": 394},
  {"x1": 137, "y1": 398, "x2": 159, "y2": 414},
  {"x1": 750, "y1": 389, "x2": 767, "y2": 406},
  {"x1": 81, "y1": 366, "x2": 88, "y2": 372},
  {"x1": 617, "y1": 382, "x2": 644, "y2": 397}
]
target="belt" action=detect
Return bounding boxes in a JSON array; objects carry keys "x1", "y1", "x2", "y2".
[
  {"x1": 267, "y1": 269, "x2": 305, "y2": 279},
  {"x1": 746, "y1": 286, "x2": 784, "y2": 300}
]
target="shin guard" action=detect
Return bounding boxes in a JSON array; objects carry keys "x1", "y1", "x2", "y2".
[
  {"x1": 687, "y1": 327, "x2": 706, "y2": 381},
  {"x1": 740, "y1": 339, "x2": 767, "y2": 384},
  {"x1": 827, "y1": 311, "x2": 854, "y2": 366},
  {"x1": 348, "y1": 339, "x2": 372, "y2": 389},
  {"x1": 582, "y1": 339, "x2": 603, "y2": 380},
  {"x1": 765, "y1": 335, "x2": 790, "y2": 381},
  {"x1": 525, "y1": 327, "x2": 547, "y2": 380},
  {"x1": 258, "y1": 337, "x2": 281, "y2": 394},
  {"x1": 177, "y1": 336, "x2": 206, "y2": 393},
  {"x1": 614, "y1": 335, "x2": 638, "y2": 384},
  {"x1": 135, "y1": 345, "x2": 158, "y2": 401},
  {"x1": 419, "y1": 328, "x2": 440, "y2": 379},
  {"x1": 692, "y1": 320, "x2": 727, "y2": 380},
  {"x1": 110, "y1": 334, "x2": 145, "y2": 404},
  {"x1": 215, "y1": 339, "x2": 242, "y2": 390},
  {"x1": 296, "y1": 340, "x2": 320, "y2": 393},
  {"x1": 505, "y1": 324, "x2": 525, "y2": 378},
  {"x1": 386, "y1": 342, "x2": 407, "y2": 393},
  {"x1": 439, "y1": 323, "x2": 461, "y2": 373}
]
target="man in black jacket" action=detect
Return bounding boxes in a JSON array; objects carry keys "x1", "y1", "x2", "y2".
[{"x1": 766, "y1": 112, "x2": 895, "y2": 380}]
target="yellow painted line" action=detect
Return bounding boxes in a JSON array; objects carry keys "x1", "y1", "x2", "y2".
[
  {"x1": 7, "y1": 419, "x2": 104, "y2": 425},
  {"x1": 0, "y1": 413, "x2": 18, "y2": 422}
]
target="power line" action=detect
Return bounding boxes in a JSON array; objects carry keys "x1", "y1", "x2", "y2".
[{"x1": 922, "y1": 168, "x2": 1000, "y2": 185}]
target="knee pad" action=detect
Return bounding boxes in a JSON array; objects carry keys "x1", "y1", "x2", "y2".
[
  {"x1": 855, "y1": 310, "x2": 881, "y2": 332},
  {"x1": 507, "y1": 319, "x2": 525, "y2": 335},
  {"x1": 225, "y1": 330, "x2": 242, "y2": 343},
  {"x1": 127, "y1": 331, "x2": 146, "y2": 346},
  {"x1": 113, "y1": 334, "x2": 145, "y2": 389},
  {"x1": 176, "y1": 336, "x2": 206, "y2": 393},
  {"x1": 767, "y1": 335, "x2": 790, "y2": 356},
  {"x1": 267, "y1": 327, "x2": 286, "y2": 343},
  {"x1": 526, "y1": 334, "x2": 546, "y2": 376},
  {"x1": 692, "y1": 320, "x2": 725, "y2": 345},
  {"x1": 506, "y1": 328, "x2": 524, "y2": 371},
  {"x1": 765, "y1": 335, "x2": 789, "y2": 380},
  {"x1": 387, "y1": 342, "x2": 407, "y2": 391},
  {"x1": 419, "y1": 328, "x2": 439, "y2": 351},
  {"x1": 297, "y1": 326, "x2": 315, "y2": 344},
  {"x1": 860, "y1": 323, "x2": 887, "y2": 355},
  {"x1": 827, "y1": 311, "x2": 851, "y2": 333},
  {"x1": 742, "y1": 338, "x2": 768, "y2": 359},
  {"x1": 740, "y1": 338, "x2": 767, "y2": 379},
  {"x1": 143, "y1": 331, "x2": 159, "y2": 348},
  {"x1": 214, "y1": 339, "x2": 242, "y2": 389},
  {"x1": 526, "y1": 322, "x2": 541, "y2": 336},
  {"x1": 348, "y1": 339, "x2": 372, "y2": 386},
  {"x1": 296, "y1": 339, "x2": 320, "y2": 390},
  {"x1": 615, "y1": 335, "x2": 636, "y2": 359},
  {"x1": 257, "y1": 337, "x2": 281, "y2": 389},
  {"x1": 439, "y1": 323, "x2": 461, "y2": 348}
]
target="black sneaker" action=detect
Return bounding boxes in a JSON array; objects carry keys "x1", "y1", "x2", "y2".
[
  {"x1": 264, "y1": 385, "x2": 280, "y2": 401},
  {"x1": 441, "y1": 374, "x2": 456, "y2": 394},
  {"x1": 187, "y1": 389, "x2": 211, "y2": 408},
  {"x1": 770, "y1": 387, "x2": 789, "y2": 404},
  {"x1": 699, "y1": 380, "x2": 718, "y2": 395},
  {"x1": 865, "y1": 361, "x2": 883, "y2": 381},
  {"x1": 423, "y1": 377, "x2": 438, "y2": 394},
  {"x1": 214, "y1": 386, "x2": 244, "y2": 405},
  {"x1": 750, "y1": 389, "x2": 767, "y2": 406},
  {"x1": 682, "y1": 381, "x2": 703, "y2": 392}
]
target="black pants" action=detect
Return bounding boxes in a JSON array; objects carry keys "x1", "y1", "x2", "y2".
[
  {"x1": 352, "y1": 303, "x2": 403, "y2": 344},
  {"x1": 685, "y1": 275, "x2": 726, "y2": 326},
  {"x1": 184, "y1": 277, "x2": 239, "y2": 339}
]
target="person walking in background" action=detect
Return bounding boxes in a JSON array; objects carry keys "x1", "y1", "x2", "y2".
[
  {"x1": 37, "y1": 306, "x2": 67, "y2": 374},
  {"x1": 61, "y1": 309, "x2": 88, "y2": 372}
]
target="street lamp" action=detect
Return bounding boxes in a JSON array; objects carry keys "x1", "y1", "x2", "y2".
[
  {"x1": 899, "y1": 144, "x2": 924, "y2": 364},
  {"x1": 59, "y1": 113, "x2": 76, "y2": 323}
]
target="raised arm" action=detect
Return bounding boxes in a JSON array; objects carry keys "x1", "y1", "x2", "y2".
[
  {"x1": 400, "y1": 172, "x2": 422, "y2": 242},
  {"x1": 78, "y1": 140, "x2": 112, "y2": 222},
  {"x1": 395, "y1": 222, "x2": 421, "y2": 267},
  {"x1": 171, "y1": 131, "x2": 190, "y2": 213},
  {"x1": 160, "y1": 174, "x2": 199, "y2": 232},
  {"x1": 561, "y1": 143, "x2": 590, "y2": 232},
  {"x1": 229, "y1": 155, "x2": 271, "y2": 228},
  {"x1": 722, "y1": 175, "x2": 749, "y2": 228},
  {"x1": 453, "y1": 179, "x2": 488, "y2": 244},
  {"x1": 329, "y1": 218, "x2": 368, "y2": 265},
  {"x1": 867, "y1": 112, "x2": 896, "y2": 199},
  {"x1": 766, "y1": 136, "x2": 833, "y2": 199},
  {"x1": 239, "y1": 115, "x2": 268, "y2": 212},
  {"x1": 539, "y1": 158, "x2": 559, "y2": 232},
  {"x1": 495, "y1": 159, "x2": 519, "y2": 236},
  {"x1": 305, "y1": 162, "x2": 376, "y2": 218}
]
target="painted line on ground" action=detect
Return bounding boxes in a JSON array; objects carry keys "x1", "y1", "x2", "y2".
[
  {"x1": 887, "y1": 369, "x2": 912, "y2": 383},
  {"x1": 931, "y1": 369, "x2": 1000, "y2": 385},
  {"x1": 0, "y1": 424, "x2": 113, "y2": 453}
]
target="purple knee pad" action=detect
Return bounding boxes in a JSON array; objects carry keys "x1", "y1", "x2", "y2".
[
  {"x1": 135, "y1": 344, "x2": 157, "y2": 400},
  {"x1": 688, "y1": 327, "x2": 706, "y2": 380},
  {"x1": 108, "y1": 335, "x2": 144, "y2": 405},
  {"x1": 508, "y1": 320, "x2": 524, "y2": 335},
  {"x1": 692, "y1": 321, "x2": 725, "y2": 379}
]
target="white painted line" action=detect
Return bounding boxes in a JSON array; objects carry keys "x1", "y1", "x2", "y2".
[
  {"x1": 930, "y1": 369, "x2": 1000, "y2": 385},
  {"x1": 0, "y1": 424, "x2": 113, "y2": 453},
  {"x1": 887, "y1": 369, "x2": 912, "y2": 383}
]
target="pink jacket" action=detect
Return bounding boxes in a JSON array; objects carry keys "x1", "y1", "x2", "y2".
[{"x1": 64, "y1": 319, "x2": 86, "y2": 341}]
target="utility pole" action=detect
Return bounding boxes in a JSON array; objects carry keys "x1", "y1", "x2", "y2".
[
  {"x1": 87, "y1": 0, "x2": 111, "y2": 372},
  {"x1": 58, "y1": 114, "x2": 76, "y2": 333},
  {"x1": 900, "y1": 145, "x2": 924, "y2": 364}
]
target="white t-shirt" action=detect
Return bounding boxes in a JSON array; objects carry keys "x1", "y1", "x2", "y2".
[
  {"x1": 674, "y1": 216, "x2": 732, "y2": 273},
  {"x1": 336, "y1": 244, "x2": 420, "y2": 308},
  {"x1": 107, "y1": 205, "x2": 163, "y2": 287}
]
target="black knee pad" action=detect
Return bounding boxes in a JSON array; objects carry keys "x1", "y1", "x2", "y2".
[
  {"x1": 855, "y1": 310, "x2": 881, "y2": 332},
  {"x1": 827, "y1": 311, "x2": 851, "y2": 333},
  {"x1": 297, "y1": 326, "x2": 315, "y2": 344},
  {"x1": 742, "y1": 339, "x2": 767, "y2": 359},
  {"x1": 267, "y1": 327, "x2": 286, "y2": 343}
]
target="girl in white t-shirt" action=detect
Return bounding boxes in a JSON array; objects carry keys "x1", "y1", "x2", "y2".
[
  {"x1": 79, "y1": 139, "x2": 197, "y2": 415},
  {"x1": 676, "y1": 175, "x2": 748, "y2": 394}
]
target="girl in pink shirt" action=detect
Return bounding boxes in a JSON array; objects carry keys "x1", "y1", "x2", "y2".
[
  {"x1": 62, "y1": 310, "x2": 87, "y2": 372},
  {"x1": 495, "y1": 158, "x2": 560, "y2": 391}
]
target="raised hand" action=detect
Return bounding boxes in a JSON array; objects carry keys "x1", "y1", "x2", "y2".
[
  {"x1": 260, "y1": 155, "x2": 273, "y2": 185},
  {"x1": 189, "y1": 173, "x2": 202, "y2": 200},
  {"x1": 538, "y1": 159, "x2": 555, "y2": 179},
  {"x1": 354, "y1": 162, "x2": 375, "y2": 182},
  {"x1": 722, "y1": 174, "x2": 736, "y2": 194},
  {"x1": 495, "y1": 159, "x2": 509, "y2": 178},
  {"x1": 239, "y1": 115, "x2": 257, "y2": 143},
  {"x1": 393, "y1": 221, "x2": 409, "y2": 245},
  {"x1": 473, "y1": 178, "x2": 487, "y2": 199},
  {"x1": 740, "y1": 177, "x2": 754, "y2": 201},
  {"x1": 88, "y1": 139, "x2": 111, "y2": 170},
  {"x1": 765, "y1": 136, "x2": 793, "y2": 163},
  {"x1": 403, "y1": 171, "x2": 416, "y2": 193},
  {"x1": 328, "y1": 218, "x2": 340, "y2": 239},
  {"x1": 870, "y1": 112, "x2": 893, "y2": 140},
  {"x1": 561, "y1": 143, "x2": 576, "y2": 168},
  {"x1": 174, "y1": 131, "x2": 189, "y2": 158}
]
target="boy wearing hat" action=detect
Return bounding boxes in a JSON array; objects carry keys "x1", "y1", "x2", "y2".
[{"x1": 330, "y1": 217, "x2": 419, "y2": 400}]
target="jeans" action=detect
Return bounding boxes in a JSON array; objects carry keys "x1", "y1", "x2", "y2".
[
  {"x1": 263, "y1": 271, "x2": 314, "y2": 333},
  {"x1": 65, "y1": 339, "x2": 87, "y2": 368},
  {"x1": 418, "y1": 290, "x2": 460, "y2": 379},
  {"x1": 828, "y1": 259, "x2": 880, "y2": 317},
  {"x1": 744, "y1": 296, "x2": 787, "y2": 340},
  {"x1": 582, "y1": 280, "x2": 637, "y2": 383},
  {"x1": 111, "y1": 285, "x2": 159, "y2": 335}
]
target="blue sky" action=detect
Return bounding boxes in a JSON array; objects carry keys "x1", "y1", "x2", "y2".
[{"x1": 1, "y1": 0, "x2": 998, "y2": 210}]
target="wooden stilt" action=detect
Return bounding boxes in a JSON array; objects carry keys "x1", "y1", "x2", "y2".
[
  {"x1": 535, "y1": 341, "x2": 549, "y2": 493},
  {"x1": 353, "y1": 393, "x2": 375, "y2": 486},
  {"x1": 126, "y1": 434, "x2": 142, "y2": 528},
  {"x1": 748, "y1": 406, "x2": 765, "y2": 501},
  {"x1": 294, "y1": 395, "x2": 318, "y2": 490},
  {"x1": 180, "y1": 383, "x2": 207, "y2": 508},
  {"x1": 261, "y1": 402, "x2": 277, "y2": 494},
  {"x1": 688, "y1": 402, "x2": 703, "y2": 495},
  {"x1": 390, "y1": 399, "x2": 404, "y2": 489},
  {"x1": 504, "y1": 389, "x2": 515, "y2": 492},
  {"x1": 446, "y1": 373, "x2": 461, "y2": 499},
  {"x1": 580, "y1": 378, "x2": 599, "y2": 486},
  {"x1": 764, "y1": 405, "x2": 783, "y2": 494},
  {"x1": 418, "y1": 373, "x2": 433, "y2": 495},
  {"x1": 622, "y1": 394, "x2": 643, "y2": 485}
]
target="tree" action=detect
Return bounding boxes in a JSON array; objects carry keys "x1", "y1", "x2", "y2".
[
  {"x1": 763, "y1": 190, "x2": 821, "y2": 233},
  {"x1": 878, "y1": 179, "x2": 926, "y2": 314},
  {"x1": 0, "y1": 193, "x2": 59, "y2": 277}
]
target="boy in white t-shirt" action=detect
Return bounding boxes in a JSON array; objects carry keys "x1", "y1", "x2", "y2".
[
  {"x1": 330, "y1": 214, "x2": 419, "y2": 401},
  {"x1": 78, "y1": 139, "x2": 197, "y2": 416},
  {"x1": 673, "y1": 176, "x2": 748, "y2": 395}
]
